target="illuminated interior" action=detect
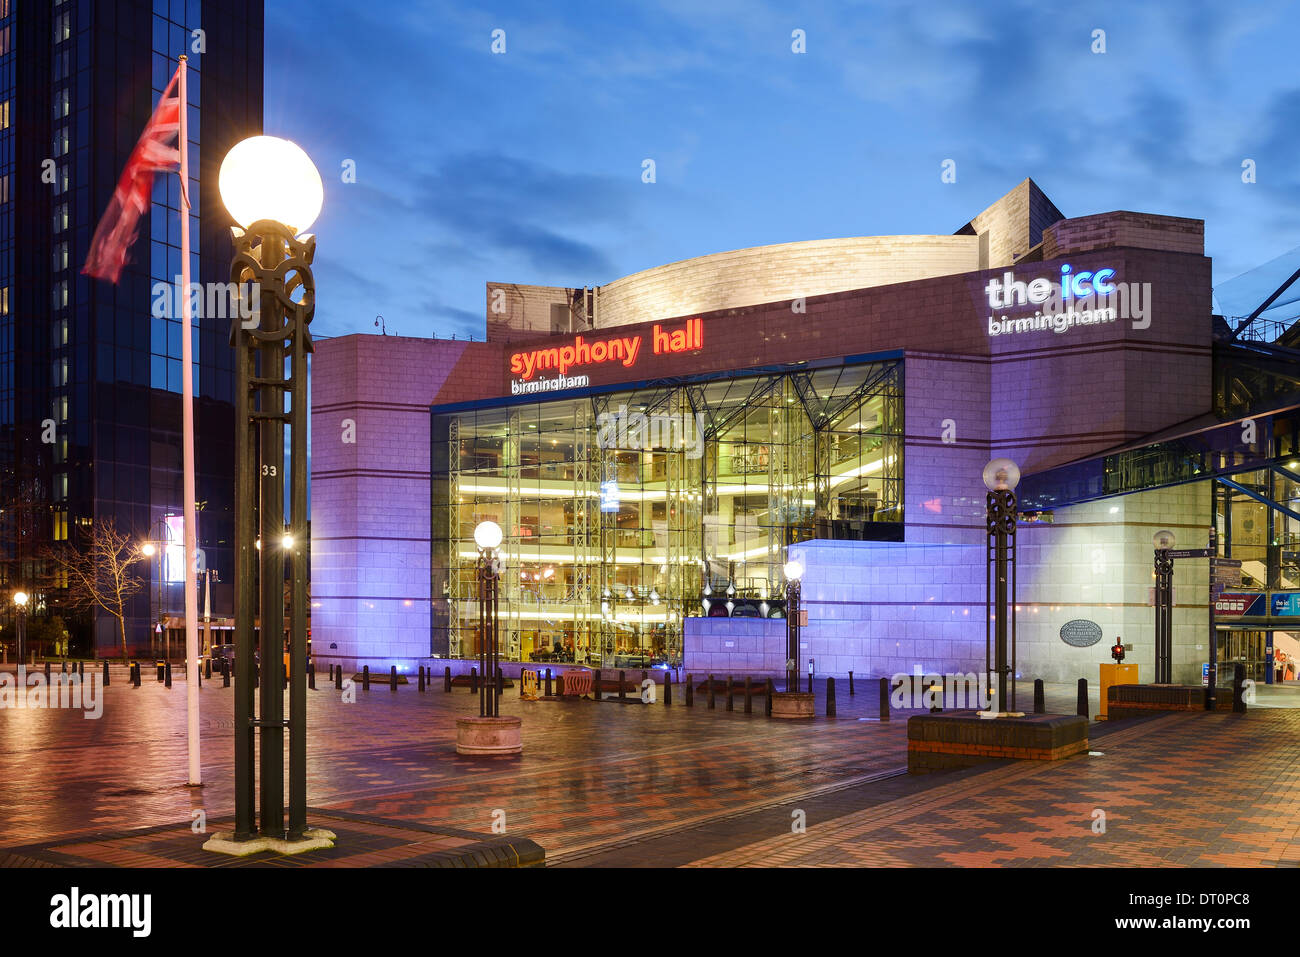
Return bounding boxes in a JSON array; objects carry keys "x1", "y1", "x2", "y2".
[{"x1": 431, "y1": 359, "x2": 903, "y2": 666}]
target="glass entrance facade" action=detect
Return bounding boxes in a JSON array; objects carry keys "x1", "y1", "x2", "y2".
[{"x1": 431, "y1": 359, "x2": 903, "y2": 665}]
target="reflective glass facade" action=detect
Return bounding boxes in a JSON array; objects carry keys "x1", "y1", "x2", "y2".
[{"x1": 432, "y1": 359, "x2": 903, "y2": 665}]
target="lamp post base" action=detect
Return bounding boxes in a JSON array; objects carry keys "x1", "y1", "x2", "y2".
[
  {"x1": 202, "y1": 827, "x2": 336, "y2": 857},
  {"x1": 770, "y1": 691, "x2": 815, "y2": 719},
  {"x1": 456, "y1": 715, "x2": 523, "y2": 754}
]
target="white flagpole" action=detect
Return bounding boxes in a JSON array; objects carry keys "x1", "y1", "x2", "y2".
[{"x1": 178, "y1": 55, "x2": 202, "y2": 787}]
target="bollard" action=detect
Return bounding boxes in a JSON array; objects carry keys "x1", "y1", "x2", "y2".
[
  {"x1": 826, "y1": 676, "x2": 836, "y2": 716},
  {"x1": 420, "y1": 666, "x2": 426, "y2": 693},
  {"x1": 132, "y1": 662, "x2": 141, "y2": 687},
  {"x1": 391, "y1": 665, "x2": 398, "y2": 692},
  {"x1": 707, "y1": 674, "x2": 716, "y2": 710},
  {"x1": 879, "y1": 677, "x2": 890, "y2": 721},
  {"x1": 197, "y1": 662, "x2": 202, "y2": 687},
  {"x1": 155, "y1": 661, "x2": 163, "y2": 683},
  {"x1": 766, "y1": 678, "x2": 774, "y2": 716},
  {"x1": 334, "y1": 664, "x2": 342, "y2": 691},
  {"x1": 592, "y1": 669, "x2": 601, "y2": 701},
  {"x1": 308, "y1": 661, "x2": 316, "y2": 690},
  {"x1": 545, "y1": 668, "x2": 552, "y2": 697},
  {"x1": 1033, "y1": 678, "x2": 1045, "y2": 714},
  {"x1": 470, "y1": 667, "x2": 477, "y2": 693},
  {"x1": 165, "y1": 661, "x2": 172, "y2": 688},
  {"x1": 1233, "y1": 663, "x2": 1247, "y2": 713},
  {"x1": 849, "y1": 670, "x2": 854, "y2": 696},
  {"x1": 254, "y1": 662, "x2": 259, "y2": 689},
  {"x1": 496, "y1": 667, "x2": 504, "y2": 696},
  {"x1": 223, "y1": 662, "x2": 231, "y2": 688},
  {"x1": 363, "y1": 665, "x2": 370, "y2": 691},
  {"x1": 43, "y1": 661, "x2": 51, "y2": 683},
  {"x1": 444, "y1": 666, "x2": 452, "y2": 693},
  {"x1": 685, "y1": 674, "x2": 694, "y2": 707},
  {"x1": 725, "y1": 676, "x2": 733, "y2": 711},
  {"x1": 928, "y1": 680, "x2": 940, "y2": 713},
  {"x1": 664, "y1": 672, "x2": 672, "y2": 706},
  {"x1": 79, "y1": 660, "x2": 85, "y2": 679},
  {"x1": 744, "y1": 676, "x2": 752, "y2": 714},
  {"x1": 619, "y1": 670, "x2": 626, "y2": 700},
  {"x1": 62, "y1": 661, "x2": 67, "y2": 674},
  {"x1": 1076, "y1": 678, "x2": 1088, "y2": 719},
  {"x1": 103, "y1": 660, "x2": 110, "y2": 686},
  {"x1": 204, "y1": 657, "x2": 211, "y2": 680}
]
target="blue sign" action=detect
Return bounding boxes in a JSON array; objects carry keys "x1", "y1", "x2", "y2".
[
  {"x1": 599, "y1": 480, "x2": 620, "y2": 513},
  {"x1": 1272, "y1": 593, "x2": 1300, "y2": 616}
]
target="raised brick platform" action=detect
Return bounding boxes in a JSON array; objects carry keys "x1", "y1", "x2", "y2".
[
  {"x1": 907, "y1": 711, "x2": 1089, "y2": 774},
  {"x1": 1107, "y1": 683, "x2": 1236, "y2": 721}
]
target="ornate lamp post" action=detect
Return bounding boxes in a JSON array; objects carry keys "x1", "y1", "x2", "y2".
[
  {"x1": 1153, "y1": 529, "x2": 1175, "y2": 685},
  {"x1": 783, "y1": 558, "x2": 803, "y2": 693},
  {"x1": 13, "y1": 590, "x2": 27, "y2": 665},
  {"x1": 474, "y1": 521, "x2": 503, "y2": 717},
  {"x1": 204, "y1": 136, "x2": 330, "y2": 855},
  {"x1": 981, "y1": 458, "x2": 1022, "y2": 717}
]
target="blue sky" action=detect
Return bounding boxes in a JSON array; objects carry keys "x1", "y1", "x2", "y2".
[{"x1": 263, "y1": 0, "x2": 1300, "y2": 339}]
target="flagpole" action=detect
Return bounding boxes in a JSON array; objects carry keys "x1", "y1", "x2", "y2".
[{"x1": 178, "y1": 54, "x2": 202, "y2": 788}]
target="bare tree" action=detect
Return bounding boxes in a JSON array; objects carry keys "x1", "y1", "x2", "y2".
[{"x1": 40, "y1": 519, "x2": 147, "y2": 661}]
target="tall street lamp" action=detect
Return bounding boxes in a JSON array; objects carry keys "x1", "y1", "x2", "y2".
[
  {"x1": 783, "y1": 558, "x2": 803, "y2": 693},
  {"x1": 475, "y1": 520, "x2": 503, "y2": 718},
  {"x1": 1153, "y1": 529, "x2": 1175, "y2": 685},
  {"x1": 205, "y1": 135, "x2": 330, "y2": 855},
  {"x1": 13, "y1": 590, "x2": 28, "y2": 666},
  {"x1": 982, "y1": 458, "x2": 1021, "y2": 717}
]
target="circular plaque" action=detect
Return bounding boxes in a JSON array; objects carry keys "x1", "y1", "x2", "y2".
[{"x1": 1060, "y1": 619, "x2": 1103, "y2": 648}]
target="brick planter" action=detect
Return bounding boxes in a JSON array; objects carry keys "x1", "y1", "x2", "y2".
[
  {"x1": 1107, "y1": 684, "x2": 1236, "y2": 721},
  {"x1": 907, "y1": 711, "x2": 1088, "y2": 774}
]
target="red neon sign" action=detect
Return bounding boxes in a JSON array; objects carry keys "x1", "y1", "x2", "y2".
[{"x1": 509, "y1": 318, "x2": 703, "y2": 381}]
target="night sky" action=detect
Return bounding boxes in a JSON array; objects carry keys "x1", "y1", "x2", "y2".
[{"x1": 262, "y1": 0, "x2": 1300, "y2": 340}]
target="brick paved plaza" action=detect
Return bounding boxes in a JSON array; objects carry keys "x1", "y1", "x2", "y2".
[{"x1": 1, "y1": 664, "x2": 1298, "y2": 868}]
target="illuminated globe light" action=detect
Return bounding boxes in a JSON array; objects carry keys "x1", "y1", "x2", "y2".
[
  {"x1": 142, "y1": 542, "x2": 157, "y2": 557},
  {"x1": 982, "y1": 457, "x2": 1021, "y2": 492},
  {"x1": 282, "y1": 534, "x2": 295, "y2": 549},
  {"x1": 783, "y1": 559, "x2": 803, "y2": 581},
  {"x1": 13, "y1": 590, "x2": 28, "y2": 607},
  {"x1": 473, "y1": 520, "x2": 503, "y2": 551},
  {"x1": 1153, "y1": 529, "x2": 1176, "y2": 550},
  {"x1": 218, "y1": 136, "x2": 324, "y2": 235}
]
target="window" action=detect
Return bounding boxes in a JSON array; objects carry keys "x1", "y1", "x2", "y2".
[
  {"x1": 52, "y1": 356, "x2": 68, "y2": 386},
  {"x1": 0, "y1": 100, "x2": 8, "y2": 130},
  {"x1": 53, "y1": 203, "x2": 68, "y2": 232},
  {"x1": 54, "y1": 12, "x2": 71, "y2": 43},
  {"x1": 53, "y1": 243, "x2": 68, "y2": 272},
  {"x1": 0, "y1": 174, "x2": 8, "y2": 203},
  {"x1": 53, "y1": 89, "x2": 69, "y2": 119},
  {"x1": 0, "y1": 286, "x2": 7, "y2": 315},
  {"x1": 52, "y1": 317, "x2": 68, "y2": 346},
  {"x1": 54, "y1": 474, "x2": 68, "y2": 503},
  {"x1": 53, "y1": 510, "x2": 68, "y2": 542},
  {"x1": 53, "y1": 126, "x2": 68, "y2": 157},
  {"x1": 52, "y1": 165, "x2": 69, "y2": 195},
  {"x1": 0, "y1": 27, "x2": 9, "y2": 56},
  {"x1": 52, "y1": 281, "x2": 68, "y2": 311}
]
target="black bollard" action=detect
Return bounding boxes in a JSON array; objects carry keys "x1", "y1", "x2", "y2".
[
  {"x1": 545, "y1": 668, "x2": 552, "y2": 697},
  {"x1": 849, "y1": 670, "x2": 854, "y2": 696},
  {"x1": 744, "y1": 676, "x2": 752, "y2": 714},
  {"x1": 664, "y1": 672, "x2": 672, "y2": 706},
  {"x1": 61, "y1": 661, "x2": 67, "y2": 674},
  {"x1": 1033, "y1": 678, "x2": 1045, "y2": 714},
  {"x1": 1076, "y1": 678, "x2": 1089, "y2": 718},
  {"x1": 419, "y1": 666, "x2": 426, "y2": 693},
  {"x1": 496, "y1": 667, "x2": 504, "y2": 696},
  {"x1": 390, "y1": 665, "x2": 398, "y2": 692},
  {"x1": 826, "y1": 676, "x2": 836, "y2": 716},
  {"x1": 619, "y1": 670, "x2": 626, "y2": 700},
  {"x1": 1233, "y1": 663, "x2": 1247, "y2": 713},
  {"x1": 223, "y1": 661, "x2": 231, "y2": 688},
  {"x1": 334, "y1": 664, "x2": 342, "y2": 690},
  {"x1": 132, "y1": 662, "x2": 140, "y2": 687},
  {"x1": 766, "y1": 678, "x2": 774, "y2": 716},
  {"x1": 593, "y1": 669, "x2": 602, "y2": 701},
  {"x1": 444, "y1": 666, "x2": 452, "y2": 692},
  {"x1": 103, "y1": 659, "x2": 110, "y2": 686},
  {"x1": 308, "y1": 661, "x2": 316, "y2": 690},
  {"x1": 363, "y1": 665, "x2": 370, "y2": 691},
  {"x1": 42, "y1": 661, "x2": 50, "y2": 683},
  {"x1": 204, "y1": 657, "x2": 211, "y2": 680},
  {"x1": 725, "y1": 676, "x2": 733, "y2": 711},
  {"x1": 707, "y1": 674, "x2": 716, "y2": 710},
  {"x1": 79, "y1": 660, "x2": 85, "y2": 679},
  {"x1": 470, "y1": 666, "x2": 477, "y2": 693},
  {"x1": 928, "y1": 680, "x2": 941, "y2": 713},
  {"x1": 879, "y1": 677, "x2": 890, "y2": 721},
  {"x1": 685, "y1": 674, "x2": 694, "y2": 707},
  {"x1": 165, "y1": 661, "x2": 172, "y2": 688},
  {"x1": 154, "y1": 661, "x2": 162, "y2": 683},
  {"x1": 197, "y1": 662, "x2": 202, "y2": 687}
]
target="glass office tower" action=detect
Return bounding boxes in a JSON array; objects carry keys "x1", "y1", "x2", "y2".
[
  {"x1": 0, "y1": 0, "x2": 263, "y2": 654},
  {"x1": 433, "y1": 359, "x2": 903, "y2": 665}
]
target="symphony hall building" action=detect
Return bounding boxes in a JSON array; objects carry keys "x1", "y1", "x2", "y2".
[{"x1": 311, "y1": 179, "x2": 1300, "y2": 688}]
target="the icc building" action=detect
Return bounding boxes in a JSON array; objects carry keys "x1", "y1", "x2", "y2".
[{"x1": 310, "y1": 179, "x2": 1300, "y2": 688}]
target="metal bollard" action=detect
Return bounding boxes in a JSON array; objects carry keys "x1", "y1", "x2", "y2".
[
  {"x1": 545, "y1": 668, "x2": 552, "y2": 697},
  {"x1": 334, "y1": 664, "x2": 342, "y2": 690},
  {"x1": 744, "y1": 676, "x2": 752, "y2": 714},
  {"x1": 707, "y1": 674, "x2": 716, "y2": 710},
  {"x1": 103, "y1": 660, "x2": 110, "y2": 686},
  {"x1": 664, "y1": 672, "x2": 672, "y2": 706},
  {"x1": 826, "y1": 676, "x2": 836, "y2": 716},
  {"x1": 879, "y1": 677, "x2": 890, "y2": 721},
  {"x1": 619, "y1": 670, "x2": 626, "y2": 700},
  {"x1": 766, "y1": 678, "x2": 774, "y2": 716},
  {"x1": 61, "y1": 661, "x2": 67, "y2": 674},
  {"x1": 496, "y1": 667, "x2": 504, "y2": 696},
  {"x1": 154, "y1": 661, "x2": 162, "y2": 683},
  {"x1": 132, "y1": 662, "x2": 141, "y2": 687},
  {"x1": 593, "y1": 669, "x2": 602, "y2": 701},
  {"x1": 685, "y1": 674, "x2": 694, "y2": 707},
  {"x1": 308, "y1": 661, "x2": 316, "y2": 690},
  {"x1": 223, "y1": 662, "x2": 231, "y2": 688},
  {"x1": 363, "y1": 665, "x2": 370, "y2": 691},
  {"x1": 849, "y1": 670, "x2": 854, "y2": 696},
  {"x1": 204, "y1": 657, "x2": 211, "y2": 680},
  {"x1": 165, "y1": 661, "x2": 172, "y2": 688},
  {"x1": 391, "y1": 665, "x2": 398, "y2": 692},
  {"x1": 470, "y1": 667, "x2": 477, "y2": 693},
  {"x1": 1033, "y1": 678, "x2": 1045, "y2": 714},
  {"x1": 725, "y1": 676, "x2": 733, "y2": 711},
  {"x1": 445, "y1": 666, "x2": 452, "y2": 692},
  {"x1": 1233, "y1": 663, "x2": 1247, "y2": 713},
  {"x1": 1076, "y1": 678, "x2": 1089, "y2": 718},
  {"x1": 197, "y1": 662, "x2": 202, "y2": 687}
]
